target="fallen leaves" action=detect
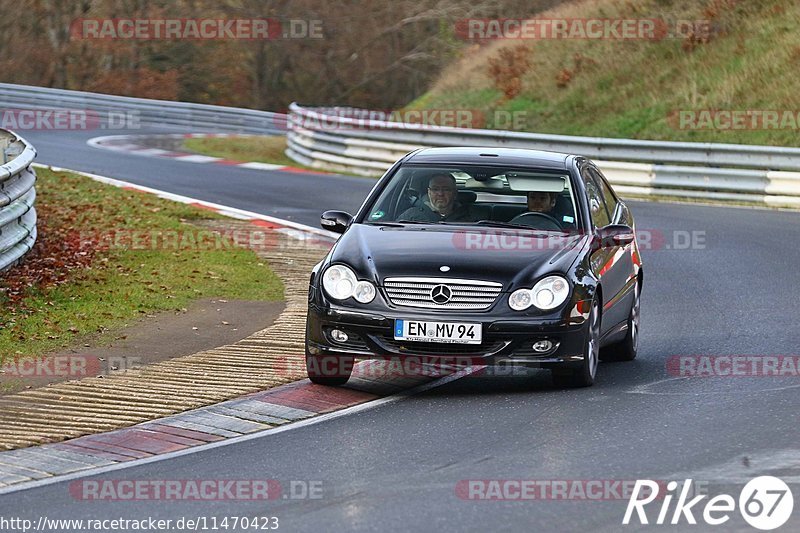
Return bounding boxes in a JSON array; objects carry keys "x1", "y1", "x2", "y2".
[{"x1": 0, "y1": 212, "x2": 98, "y2": 315}]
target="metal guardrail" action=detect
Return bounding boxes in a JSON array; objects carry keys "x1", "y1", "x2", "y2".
[
  {"x1": 0, "y1": 130, "x2": 37, "y2": 272},
  {"x1": 0, "y1": 83, "x2": 293, "y2": 273},
  {"x1": 0, "y1": 83, "x2": 287, "y2": 134},
  {"x1": 286, "y1": 104, "x2": 800, "y2": 207}
]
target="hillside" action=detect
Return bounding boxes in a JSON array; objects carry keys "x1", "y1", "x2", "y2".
[{"x1": 408, "y1": 0, "x2": 799, "y2": 146}]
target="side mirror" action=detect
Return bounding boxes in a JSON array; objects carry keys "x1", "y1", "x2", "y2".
[
  {"x1": 596, "y1": 224, "x2": 635, "y2": 248},
  {"x1": 320, "y1": 210, "x2": 353, "y2": 234}
]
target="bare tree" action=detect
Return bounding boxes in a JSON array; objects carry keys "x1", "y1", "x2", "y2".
[{"x1": 0, "y1": 0, "x2": 569, "y2": 109}]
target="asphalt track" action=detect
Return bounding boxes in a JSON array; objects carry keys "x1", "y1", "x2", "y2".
[
  {"x1": 2, "y1": 126, "x2": 799, "y2": 532},
  {"x1": 24, "y1": 127, "x2": 372, "y2": 226}
]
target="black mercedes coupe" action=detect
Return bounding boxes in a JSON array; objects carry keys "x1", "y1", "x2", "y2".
[{"x1": 305, "y1": 147, "x2": 642, "y2": 387}]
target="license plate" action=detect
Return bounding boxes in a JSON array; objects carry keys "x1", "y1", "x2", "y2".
[{"x1": 394, "y1": 319, "x2": 482, "y2": 344}]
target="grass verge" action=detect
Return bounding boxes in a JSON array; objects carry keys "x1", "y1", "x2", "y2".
[
  {"x1": 0, "y1": 167, "x2": 283, "y2": 360},
  {"x1": 183, "y1": 135, "x2": 300, "y2": 168},
  {"x1": 412, "y1": 0, "x2": 800, "y2": 146}
]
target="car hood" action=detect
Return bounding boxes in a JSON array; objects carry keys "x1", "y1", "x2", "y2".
[{"x1": 327, "y1": 224, "x2": 588, "y2": 290}]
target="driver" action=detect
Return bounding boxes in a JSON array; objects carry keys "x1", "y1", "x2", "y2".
[
  {"x1": 524, "y1": 191, "x2": 558, "y2": 215},
  {"x1": 509, "y1": 191, "x2": 563, "y2": 228},
  {"x1": 398, "y1": 174, "x2": 473, "y2": 222}
]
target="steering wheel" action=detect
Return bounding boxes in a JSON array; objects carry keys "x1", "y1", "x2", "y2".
[{"x1": 508, "y1": 212, "x2": 562, "y2": 231}]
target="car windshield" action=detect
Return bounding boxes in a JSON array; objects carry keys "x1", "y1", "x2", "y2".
[{"x1": 362, "y1": 165, "x2": 579, "y2": 232}]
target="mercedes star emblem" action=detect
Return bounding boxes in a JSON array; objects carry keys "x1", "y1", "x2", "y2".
[{"x1": 430, "y1": 284, "x2": 453, "y2": 304}]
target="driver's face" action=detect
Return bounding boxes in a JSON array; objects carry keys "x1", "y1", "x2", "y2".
[
  {"x1": 428, "y1": 176, "x2": 456, "y2": 213},
  {"x1": 527, "y1": 192, "x2": 556, "y2": 213}
]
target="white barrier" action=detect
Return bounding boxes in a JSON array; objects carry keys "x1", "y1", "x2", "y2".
[{"x1": 286, "y1": 104, "x2": 800, "y2": 207}]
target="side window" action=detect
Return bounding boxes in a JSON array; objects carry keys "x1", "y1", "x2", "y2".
[
  {"x1": 589, "y1": 168, "x2": 619, "y2": 222},
  {"x1": 581, "y1": 167, "x2": 610, "y2": 228},
  {"x1": 368, "y1": 169, "x2": 410, "y2": 221}
]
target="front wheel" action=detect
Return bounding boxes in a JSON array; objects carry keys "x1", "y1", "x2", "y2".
[
  {"x1": 552, "y1": 299, "x2": 600, "y2": 388},
  {"x1": 306, "y1": 353, "x2": 353, "y2": 386}
]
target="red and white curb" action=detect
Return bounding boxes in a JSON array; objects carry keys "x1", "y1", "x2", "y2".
[
  {"x1": 87, "y1": 133, "x2": 334, "y2": 174},
  {"x1": 0, "y1": 363, "x2": 481, "y2": 494}
]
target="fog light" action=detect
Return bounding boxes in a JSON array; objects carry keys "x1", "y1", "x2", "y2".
[
  {"x1": 532, "y1": 340, "x2": 554, "y2": 353},
  {"x1": 330, "y1": 329, "x2": 349, "y2": 343}
]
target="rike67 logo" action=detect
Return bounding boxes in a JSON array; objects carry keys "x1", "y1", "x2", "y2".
[{"x1": 624, "y1": 477, "x2": 794, "y2": 530}]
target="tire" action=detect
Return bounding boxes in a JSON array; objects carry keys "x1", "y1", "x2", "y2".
[
  {"x1": 306, "y1": 353, "x2": 353, "y2": 386},
  {"x1": 600, "y1": 281, "x2": 640, "y2": 362},
  {"x1": 551, "y1": 299, "x2": 600, "y2": 388}
]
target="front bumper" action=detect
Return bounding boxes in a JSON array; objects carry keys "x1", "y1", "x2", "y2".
[{"x1": 306, "y1": 302, "x2": 590, "y2": 368}]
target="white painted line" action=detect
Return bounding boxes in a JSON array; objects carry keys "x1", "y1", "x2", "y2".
[
  {"x1": 86, "y1": 134, "x2": 134, "y2": 149},
  {"x1": 101, "y1": 143, "x2": 143, "y2": 151},
  {"x1": 626, "y1": 376, "x2": 800, "y2": 395},
  {"x1": 278, "y1": 228, "x2": 319, "y2": 240},
  {"x1": 88, "y1": 135, "x2": 290, "y2": 169},
  {"x1": 171, "y1": 154, "x2": 223, "y2": 163},
  {"x1": 214, "y1": 210, "x2": 254, "y2": 221},
  {"x1": 32, "y1": 163, "x2": 339, "y2": 241},
  {"x1": 237, "y1": 161, "x2": 285, "y2": 171},
  {"x1": 130, "y1": 148, "x2": 173, "y2": 157},
  {"x1": 0, "y1": 366, "x2": 485, "y2": 496}
]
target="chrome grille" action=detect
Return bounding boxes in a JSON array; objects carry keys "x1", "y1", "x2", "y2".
[{"x1": 383, "y1": 277, "x2": 503, "y2": 310}]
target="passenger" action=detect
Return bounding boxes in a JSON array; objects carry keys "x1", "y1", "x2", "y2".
[{"x1": 398, "y1": 174, "x2": 472, "y2": 222}]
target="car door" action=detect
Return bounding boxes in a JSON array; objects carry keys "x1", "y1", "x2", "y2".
[
  {"x1": 590, "y1": 166, "x2": 639, "y2": 328},
  {"x1": 581, "y1": 165, "x2": 628, "y2": 335}
]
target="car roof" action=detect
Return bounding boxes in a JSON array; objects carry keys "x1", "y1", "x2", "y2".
[{"x1": 404, "y1": 147, "x2": 571, "y2": 170}]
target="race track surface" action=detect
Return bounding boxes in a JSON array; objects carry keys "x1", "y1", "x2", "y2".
[{"x1": 4, "y1": 126, "x2": 799, "y2": 532}]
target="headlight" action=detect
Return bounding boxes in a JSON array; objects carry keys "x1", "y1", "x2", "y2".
[
  {"x1": 322, "y1": 265, "x2": 357, "y2": 300},
  {"x1": 508, "y1": 275, "x2": 570, "y2": 311},
  {"x1": 353, "y1": 280, "x2": 376, "y2": 303},
  {"x1": 322, "y1": 264, "x2": 376, "y2": 303},
  {"x1": 509, "y1": 289, "x2": 533, "y2": 311},
  {"x1": 532, "y1": 275, "x2": 570, "y2": 310}
]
